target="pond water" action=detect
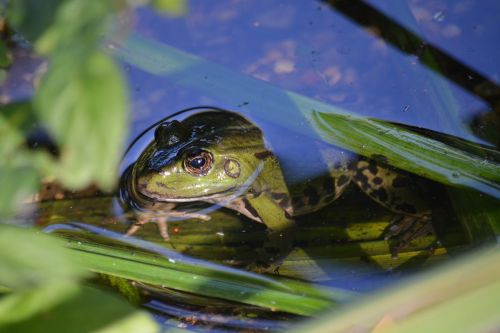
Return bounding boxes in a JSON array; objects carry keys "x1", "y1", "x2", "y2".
[
  {"x1": 126, "y1": 0, "x2": 499, "y2": 147},
  {"x1": 105, "y1": 1, "x2": 499, "y2": 330},
  {"x1": 4, "y1": 1, "x2": 499, "y2": 331}
]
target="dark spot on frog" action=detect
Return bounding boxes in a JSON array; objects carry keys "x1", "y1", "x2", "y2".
[
  {"x1": 292, "y1": 196, "x2": 304, "y2": 208},
  {"x1": 322, "y1": 177, "x2": 335, "y2": 194},
  {"x1": 270, "y1": 192, "x2": 287, "y2": 200},
  {"x1": 368, "y1": 160, "x2": 378, "y2": 175},
  {"x1": 373, "y1": 177, "x2": 383, "y2": 185},
  {"x1": 371, "y1": 188, "x2": 388, "y2": 202},
  {"x1": 337, "y1": 174, "x2": 350, "y2": 187},
  {"x1": 354, "y1": 172, "x2": 370, "y2": 191},
  {"x1": 248, "y1": 188, "x2": 262, "y2": 198},
  {"x1": 242, "y1": 198, "x2": 261, "y2": 219},
  {"x1": 270, "y1": 192, "x2": 291, "y2": 209},
  {"x1": 392, "y1": 176, "x2": 412, "y2": 188},
  {"x1": 254, "y1": 150, "x2": 274, "y2": 160},
  {"x1": 394, "y1": 203, "x2": 417, "y2": 214},
  {"x1": 371, "y1": 154, "x2": 389, "y2": 164},
  {"x1": 303, "y1": 187, "x2": 320, "y2": 206}
]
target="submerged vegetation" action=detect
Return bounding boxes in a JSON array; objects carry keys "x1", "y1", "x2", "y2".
[{"x1": 0, "y1": 0, "x2": 499, "y2": 332}]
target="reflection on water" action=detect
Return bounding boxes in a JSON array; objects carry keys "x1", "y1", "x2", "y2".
[
  {"x1": 113, "y1": 1, "x2": 500, "y2": 326},
  {"x1": 17, "y1": 1, "x2": 499, "y2": 331},
  {"x1": 128, "y1": 0, "x2": 499, "y2": 147}
]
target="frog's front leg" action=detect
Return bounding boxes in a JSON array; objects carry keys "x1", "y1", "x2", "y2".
[
  {"x1": 244, "y1": 192, "x2": 297, "y2": 265},
  {"x1": 126, "y1": 204, "x2": 211, "y2": 240},
  {"x1": 353, "y1": 159, "x2": 435, "y2": 256}
]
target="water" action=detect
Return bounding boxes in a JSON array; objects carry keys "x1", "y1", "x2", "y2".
[
  {"x1": 126, "y1": 1, "x2": 500, "y2": 148},
  {"x1": 4, "y1": 1, "x2": 499, "y2": 331},
  {"x1": 113, "y1": 2, "x2": 500, "y2": 329}
]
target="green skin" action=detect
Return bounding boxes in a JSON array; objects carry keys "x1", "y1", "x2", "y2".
[{"x1": 130, "y1": 111, "x2": 432, "y2": 262}]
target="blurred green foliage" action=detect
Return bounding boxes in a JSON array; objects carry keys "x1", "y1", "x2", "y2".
[
  {"x1": 0, "y1": 0, "x2": 187, "y2": 219},
  {"x1": 0, "y1": 0, "x2": 186, "y2": 331}
]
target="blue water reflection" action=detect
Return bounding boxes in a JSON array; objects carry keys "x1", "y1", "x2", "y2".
[{"x1": 125, "y1": 0, "x2": 499, "y2": 148}]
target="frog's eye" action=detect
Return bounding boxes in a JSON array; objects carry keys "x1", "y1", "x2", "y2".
[{"x1": 183, "y1": 150, "x2": 213, "y2": 176}]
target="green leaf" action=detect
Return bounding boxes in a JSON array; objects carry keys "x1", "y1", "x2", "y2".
[
  {"x1": 290, "y1": 247, "x2": 500, "y2": 333},
  {"x1": 0, "y1": 281, "x2": 79, "y2": 326},
  {"x1": 0, "y1": 39, "x2": 11, "y2": 68},
  {"x1": 0, "y1": 102, "x2": 38, "y2": 152},
  {"x1": 0, "y1": 225, "x2": 87, "y2": 289},
  {"x1": 0, "y1": 165, "x2": 38, "y2": 219},
  {"x1": 35, "y1": 50, "x2": 128, "y2": 190},
  {"x1": 52, "y1": 229, "x2": 351, "y2": 316},
  {"x1": 35, "y1": 0, "x2": 114, "y2": 55},
  {"x1": 9, "y1": 0, "x2": 129, "y2": 191},
  {"x1": 0, "y1": 286, "x2": 159, "y2": 333},
  {"x1": 152, "y1": 0, "x2": 188, "y2": 16},
  {"x1": 0, "y1": 225, "x2": 89, "y2": 325},
  {"x1": 310, "y1": 112, "x2": 500, "y2": 197},
  {"x1": 0, "y1": 102, "x2": 45, "y2": 218},
  {"x1": 6, "y1": 0, "x2": 64, "y2": 42}
]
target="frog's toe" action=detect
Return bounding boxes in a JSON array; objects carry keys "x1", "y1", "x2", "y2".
[{"x1": 385, "y1": 214, "x2": 435, "y2": 258}]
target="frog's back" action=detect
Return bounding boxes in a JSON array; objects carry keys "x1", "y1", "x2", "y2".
[{"x1": 277, "y1": 144, "x2": 354, "y2": 216}]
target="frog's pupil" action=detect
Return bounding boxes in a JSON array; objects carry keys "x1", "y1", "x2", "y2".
[{"x1": 190, "y1": 157, "x2": 205, "y2": 169}]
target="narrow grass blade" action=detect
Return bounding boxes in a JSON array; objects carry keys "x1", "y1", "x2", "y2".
[{"x1": 47, "y1": 224, "x2": 352, "y2": 316}]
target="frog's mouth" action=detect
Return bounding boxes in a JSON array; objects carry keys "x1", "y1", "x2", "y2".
[
  {"x1": 134, "y1": 159, "x2": 265, "y2": 205},
  {"x1": 137, "y1": 185, "x2": 237, "y2": 202}
]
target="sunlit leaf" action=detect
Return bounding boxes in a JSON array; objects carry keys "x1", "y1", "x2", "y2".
[
  {"x1": 0, "y1": 165, "x2": 38, "y2": 219},
  {"x1": 0, "y1": 102, "x2": 37, "y2": 152},
  {"x1": 0, "y1": 281, "x2": 79, "y2": 326},
  {"x1": 291, "y1": 247, "x2": 500, "y2": 333},
  {"x1": 10, "y1": 0, "x2": 130, "y2": 191},
  {"x1": 34, "y1": 0, "x2": 113, "y2": 55},
  {"x1": 152, "y1": 0, "x2": 187, "y2": 16},
  {"x1": 0, "y1": 103, "x2": 41, "y2": 217},
  {"x1": 6, "y1": 0, "x2": 63, "y2": 42},
  {"x1": 35, "y1": 50, "x2": 128, "y2": 190},
  {"x1": 0, "y1": 39, "x2": 10, "y2": 68},
  {"x1": 0, "y1": 286, "x2": 159, "y2": 333},
  {"x1": 46, "y1": 225, "x2": 352, "y2": 316},
  {"x1": 0, "y1": 225, "x2": 88, "y2": 325},
  {"x1": 0, "y1": 225, "x2": 87, "y2": 289}
]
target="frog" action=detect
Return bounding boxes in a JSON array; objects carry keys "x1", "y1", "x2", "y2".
[{"x1": 125, "y1": 110, "x2": 434, "y2": 264}]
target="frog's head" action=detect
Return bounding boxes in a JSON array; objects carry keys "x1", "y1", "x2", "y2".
[{"x1": 132, "y1": 111, "x2": 268, "y2": 202}]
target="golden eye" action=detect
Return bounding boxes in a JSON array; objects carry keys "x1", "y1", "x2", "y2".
[{"x1": 184, "y1": 150, "x2": 213, "y2": 175}]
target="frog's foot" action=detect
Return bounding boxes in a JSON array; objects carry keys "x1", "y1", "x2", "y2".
[
  {"x1": 126, "y1": 215, "x2": 170, "y2": 240},
  {"x1": 245, "y1": 244, "x2": 287, "y2": 274},
  {"x1": 246, "y1": 232, "x2": 294, "y2": 273},
  {"x1": 246, "y1": 258, "x2": 283, "y2": 275},
  {"x1": 125, "y1": 211, "x2": 211, "y2": 241},
  {"x1": 385, "y1": 214, "x2": 435, "y2": 258}
]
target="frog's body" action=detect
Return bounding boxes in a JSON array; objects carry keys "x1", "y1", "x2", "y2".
[{"x1": 128, "y1": 110, "x2": 432, "y2": 262}]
